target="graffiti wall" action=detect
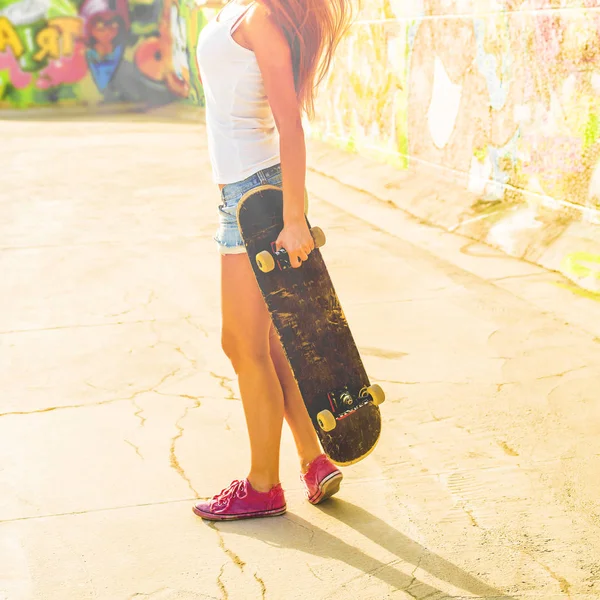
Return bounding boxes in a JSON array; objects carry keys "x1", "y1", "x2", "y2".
[
  {"x1": 311, "y1": 0, "x2": 600, "y2": 221},
  {"x1": 0, "y1": 0, "x2": 220, "y2": 108}
]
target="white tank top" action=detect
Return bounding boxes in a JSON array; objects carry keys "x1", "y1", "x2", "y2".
[{"x1": 196, "y1": 1, "x2": 280, "y2": 184}]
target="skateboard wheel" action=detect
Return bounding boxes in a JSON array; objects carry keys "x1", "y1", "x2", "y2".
[
  {"x1": 367, "y1": 384, "x2": 385, "y2": 407},
  {"x1": 256, "y1": 250, "x2": 275, "y2": 273},
  {"x1": 316, "y1": 409, "x2": 337, "y2": 432},
  {"x1": 311, "y1": 227, "x2": 326, "y2": 249}
]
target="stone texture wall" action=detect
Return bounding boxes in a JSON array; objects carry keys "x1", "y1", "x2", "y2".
[{"x1": 308, "y1": 0, "x2": 600, "y2": 293}]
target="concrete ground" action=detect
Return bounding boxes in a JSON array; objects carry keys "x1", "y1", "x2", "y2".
[{"x1": 2, "y1": 115, "x2": 600, "y2": 600}]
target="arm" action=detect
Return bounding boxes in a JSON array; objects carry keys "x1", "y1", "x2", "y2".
[{"x1": 242, "y1": 3, "x2": 314, "y2": 267}]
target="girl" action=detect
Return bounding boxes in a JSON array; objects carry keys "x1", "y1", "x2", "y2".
[{"x1": 193, "y1": 0, "x2": 353, "y2": 521}]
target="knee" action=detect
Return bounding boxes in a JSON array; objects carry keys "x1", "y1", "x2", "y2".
[
  {"x1": 221, "y1": 328, "x2": 270, "y2": 373},
  {"x1": 221, "y1": 330, "x2": 239, "y2": 364}
]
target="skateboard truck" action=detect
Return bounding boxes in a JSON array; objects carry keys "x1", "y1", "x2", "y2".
[
  {"x1": 316, "y1": 384, "x2": 386, "y2": 432},
  {"x1": 328, "y1": 388, "x2": 356, "y2": 411},
  {"x1": 255, "y1": 227, "x2": 326, "y2": 273}
]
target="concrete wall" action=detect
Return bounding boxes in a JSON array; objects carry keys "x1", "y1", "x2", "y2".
[
  {"x1": 309, "y1": 0, "x2": 600, "y2": 294},
  {"x1": 0, "y1": 0, "x2": 219, "y2": 109}
]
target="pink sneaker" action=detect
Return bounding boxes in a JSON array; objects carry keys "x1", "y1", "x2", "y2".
[
  {"x1": 193, "y1": 479, "x2": 287, "y2": 521},
  {"x1": 301, "y1": 454, "x2": 343, "y2": 505}
]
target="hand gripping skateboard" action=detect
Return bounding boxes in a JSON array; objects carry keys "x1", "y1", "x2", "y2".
[{"x1": 237, "y1": 185, "x2": 385, "y2": 466}]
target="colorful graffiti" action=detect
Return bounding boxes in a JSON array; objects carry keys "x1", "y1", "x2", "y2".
[
  {"x1": 561, "y1": 251, "x2": 600, "y2": 296},
  {"x1": 0, "y1": 0, "x2": 218, "y2": 108},
  {"x1": 311, "y1": 0, "x2": 600, "y2": 215}
]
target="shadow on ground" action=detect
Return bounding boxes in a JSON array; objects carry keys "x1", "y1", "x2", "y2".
[{"x1": 204, "y1": 498, "x2": 512, "y2": 599}]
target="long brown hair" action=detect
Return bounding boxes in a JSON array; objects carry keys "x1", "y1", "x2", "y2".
[{"x1": 262, "y1": 0, "x2": 355, "y2": 119}]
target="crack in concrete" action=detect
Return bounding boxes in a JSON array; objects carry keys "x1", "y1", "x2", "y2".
[
  {"x1": 130, "y1": 367, "x2": 183, "y2": 427},
  {"x1": 497, "y1": 440, "x2": 519, "y2": 457},
  {"x1": 175, "y1": 346, "x2": 199, "y2": 368},
  {"x1": 496, "y1": 382, "x2": 515, "y2": 392},
  {"x1": 491, "y1": 272, "x2": 542, "y2": 283},
  {"x1": 216, "y1": 564, "x2": 228, "y2": 600},
  {"x1": 434, "y1": 453, "x2": 573, "y2": 598},
  {"x1": 0, "y1": 496, "x2": 206, "y2": 524},
  {"x1": 376, "y1": 378, "x2": 422, "y2": 386},
  {"x1": 132, "y1": 398, "x2": 147, "y2": 427},
  {"x1": 144, "y1": 290, "x2": 157, "y2": 309},
  {"x1": 0, "y1": 368, "x2": 183, "y2": 422},
  {"x1": 324, "y1": 558, "x2": 407, "y2": 599},
  {"x1": 307, "y1": 564, "x2": 325, "y2": 582},
  {"x1": 156, "y1": 391, "x2": 203, "y2": 403},
  {"x1": 444, "y1": 479, "x2": 571, "y2": 599},
  {"x1": 517, "y1": 548, "x2": 572, "y2": 599},
  {"x1": 536, "y1": 364, "x2": 589, "y2": 381},
  {"x1": 124, "y1": 439, "x2": 143, "y2": 459},
  {"x1": 223, "y1": 412, "x2": 232, "y2": 432},
  {"x1": 496, "y1": 364, "x2": 590, "y2": 393},
  {"x1": 209, "y1": 523, "x2": 266, "y2": 599},
  {"x1": 107, "y1": 307, "x2": 136, "y2": 319},
  {"x1": 210, "y1": 523, "x2": 243, "y2": 600},
  {"x1": 253, "y1": 572, "x2": 267, "y2": 600},
  {"x1": 127, "y1": 588, "x2": 168, "y2": 599},
  {"x1": 425, "y1": 411, "x2": 453, "y2": 425},
  {"x1": 184, "y1": 315, "x2": 209, "y2": 337},
  {"x1": 376, "y1": 378, "x2": 472, "y2": 387},
  {"x1": 0, "y1": 397, "x2": 125, "y2": 418},
  {"x1": 107, "y1": 587, "x2": 220, "y2": 600},
  {"x1": 148, "y1": 319, "x2": 162, "y2": 350},
  {"x1": 461, "y1": 504, "x2": 480, "y2": 528},
  {"x1": 0, "y1": 316, "x2": 173, "y2": 336},
  {"x1": 108, "y1": 290, "x2": 155, "y2": 324},
  {"x1": 170, "y1": 397, "x2": 202, "y2": 497},
  {"x1": 211, "y1": 523, "x2": 246, "y2": 571},
  {"x1": 147, "y1": 322, "x2": 205, "y2": 376},
  {"x1": 283, "y1": 515, "x2": 316, "y2": 544},
  {"x1": 403, "y1": 553, "x2": 425, "y2": 600},
  {"x1": 454, "y1": 423, "x2": 472, "y2": 434},
  {"x1": 528, "y1": 454, "x2": 600, "y2": 466},
  {"x1": 487, "y1": 328, "x2": 502, "y2": 344},
  {"x1": 209, "y1": 372, "x2": 237, "y2": 400},
  {"x1": 85, "y1": 380, "x2": 114, "y2": 392}
]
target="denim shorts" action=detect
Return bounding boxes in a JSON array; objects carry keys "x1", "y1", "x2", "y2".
[{"x1": 215, "y1": 163, "x2": 309, "y2": 255}]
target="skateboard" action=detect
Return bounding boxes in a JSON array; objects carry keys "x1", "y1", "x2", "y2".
[{"x1": 237, "y1": 185, "x2": 385, "y2": 466}]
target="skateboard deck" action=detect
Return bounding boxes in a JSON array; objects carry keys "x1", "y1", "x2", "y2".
[{"x1": 237, "y1": 185, "x2": 384, "y2": 466}]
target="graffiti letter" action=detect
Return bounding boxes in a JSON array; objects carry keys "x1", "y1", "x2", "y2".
[
  {"x1": 0, "y1": 17, "x2": 24, "y2": 58},
  {"x1": 48, "y1": 18, "x2": 83, "y2": 58},
  {"x1": 33, "y1": 27, "x2": 60, "y2": 61}
]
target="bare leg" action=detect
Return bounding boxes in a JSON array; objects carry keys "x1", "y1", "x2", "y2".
[
  {"x1": 221, "y1": 253, "x2": 285, "y2": 492},
  {"x1": 269, "y1": 325, "x2": 322, "y2": 473}
]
